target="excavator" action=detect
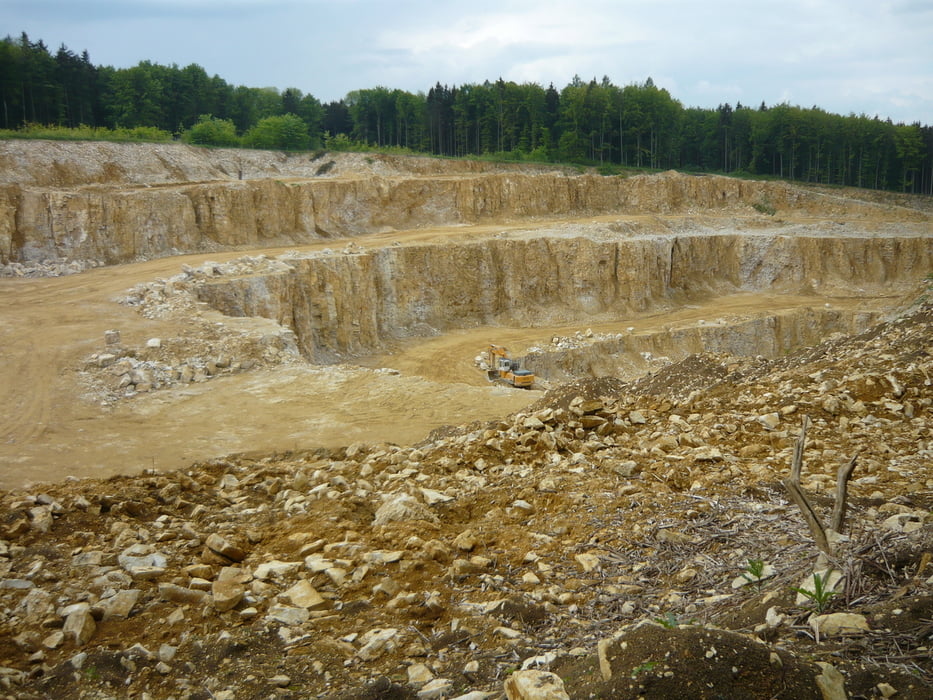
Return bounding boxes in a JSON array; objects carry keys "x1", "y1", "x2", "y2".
[{"x1": 484, "y1": 344, "x2": 535, "y2": 388}]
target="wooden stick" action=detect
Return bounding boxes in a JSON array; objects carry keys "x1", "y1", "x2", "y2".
[
  {"x1": 790, "y1": 415, "x2": 810, "y2": 484},
  {"x1": 782, "y1": 415, "x2": 832, "y2": 555},
  {"x1": 830, "y1": 455, "x2": 858, "y2": 535},
  {"x1": 782, "y1": 476, "x2": 832, "y2": 555}
]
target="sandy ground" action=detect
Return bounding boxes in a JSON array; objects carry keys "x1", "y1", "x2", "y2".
[{"x1": 0, "y1": 212, "x2": 903, "y2": 490}]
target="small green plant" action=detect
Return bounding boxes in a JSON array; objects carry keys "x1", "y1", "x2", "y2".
[
  {"x1": 752, "y1": 199, "x2": 776, "y2": 215},
  {"x1": 792, "y1": 568, "x2": 838, "y2": 613},
  {"x1": 630, "y1": 661, "x2": 658, "y2": 678},
  {"x1": 742, "y1": 558, "x2": 767, "y2": 590},
  {"x1": 654, "y1": 612, "x2": 679, "y2": 629}
]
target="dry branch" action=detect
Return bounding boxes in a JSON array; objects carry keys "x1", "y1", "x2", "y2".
[
  {"x1": 790, "y1": 414, "x2": 810, "y2": 483},
  {"x1": 830, "y1": 455, "x2": 858, "y2": 534},
  {"x1": 782, "y1": 415, "x2": 856, "y2": 556},
  {"x1": 782, "y1": 476, "x2": 831, "y2": 555}
]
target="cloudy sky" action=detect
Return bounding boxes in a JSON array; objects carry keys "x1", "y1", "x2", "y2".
[{"x1": 4, "y1": 0, "x2": 931, "y2": 124}]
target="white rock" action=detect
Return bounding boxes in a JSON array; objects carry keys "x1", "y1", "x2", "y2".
[
  {"x1": 881, "y1": 512, "x2": 922, "y2": 532},
  {"x1": 758, "y1": 412, "x2": 781, "y2": 430},
  {"x1": 495, "y1": 626, "x2": 523, "y2": 639},
  {"x1": 420, "y1": 487, "x2": 453, "y2": 505},
  {"x1": 304, "y1": 554, "x2": 334, "y2": 573},
  {"x1": 765, "y1": 606, "x2": 785, "y2": 628},
  {"x1": 118, "y1": 549, "x2": 167, "y2": 577},
  {"x1": 42, "y1": 630, "x2": 65, "y2": 649},
  {"x1": 814, "y1": 662, "x2": 847, "y2": 700},
  {"x1": 504, "y1": 670, "x2": 570, "y2": 700},
  {"x1": 521, "y1": 651, "x2": 557, "y2": 669},
  {"x1": 407, "y1": 662, "x2": 435, "y2": 687},
  {"x1": 254, "y1": 559, "x2": 302, "y2": 579},
  {"x1": 266, "y1": 604, "x2": 310, "y2": 626},
  {"x1": 211, "y1": 579, "x2": 245, "y2": 612},
  {"x1": 373, "y1": 494, "x2": 439, "y2": 526},
  {"x1": 876, "y1": 682, "x2": 898, "y2": 698},
  {"x1": 574, "y1": 553, "x2": 600, "y2": 573},
  {"x1": 810, "y1": 612, "x2": 870, "y2": 637},
  {"x1": 418, "y1": 678, "x2": 454, "y2": 699},
  {"x1": 357, "y1": 628, "x2": 399, "y2": 660},
  {"x1": 98, "y1": 589, "x2": 141, "y2": 620},
  {"x1": 693, "y1": 446, "x2": 723, "y2": 462},
  {"x1": 284, "y1": 580, "x2": 327, "y2": 610},
  {"x1": 63, "y1": 606, "x2": 96, "y2": 645}
]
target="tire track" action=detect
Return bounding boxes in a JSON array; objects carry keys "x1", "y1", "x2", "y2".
[{"x1": 0, "y1": 337, "x2": 50, "y2": 446}]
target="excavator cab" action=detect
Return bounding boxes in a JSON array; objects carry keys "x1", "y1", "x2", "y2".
[{"x1": 486, "y1": 344, "x2": 535, "y2": 388}]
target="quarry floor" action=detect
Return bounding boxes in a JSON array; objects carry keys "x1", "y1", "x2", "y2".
[{"x1": 0, "y1": 212, "x2": 904, "y2": 491}]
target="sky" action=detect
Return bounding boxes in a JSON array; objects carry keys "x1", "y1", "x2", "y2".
[{"x1": 3, "y1": 0, "x2": 932, "y2": 125}]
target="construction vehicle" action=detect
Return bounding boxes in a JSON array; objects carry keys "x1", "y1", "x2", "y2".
[{"x1": 484, "y1": 344, "x2": 535, "y2": 388}]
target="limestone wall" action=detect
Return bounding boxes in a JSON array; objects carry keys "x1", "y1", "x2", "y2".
[
  {"x1": 2, "y1": 141, "x2": 930, "y2": 265},
  {"x1": 193, "y1": 234, "x2": 932, "y2": 362}
]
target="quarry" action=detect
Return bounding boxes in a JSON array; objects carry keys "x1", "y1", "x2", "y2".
[{"x1": 0, "y1": 140, "x2": 931, "y2": 699}]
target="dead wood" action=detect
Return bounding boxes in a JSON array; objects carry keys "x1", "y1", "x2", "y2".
[
  {"x1": 830, "y1": 454, "x2": 858, "y2": 535},
  {"x1": 782, "y1": 415, "x2": 857, "y2": 556}
]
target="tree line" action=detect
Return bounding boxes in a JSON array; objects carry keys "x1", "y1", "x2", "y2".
[{"x1": 3, "y1": 32, "x2": 931, "y2": 194}]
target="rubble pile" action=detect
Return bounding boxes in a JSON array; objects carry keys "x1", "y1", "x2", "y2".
[
  {"x1": 77, "y1": 258, "x2": 304, "y2": 404},
  {"x1": 0, "y1": 259, "x2": 102, "y2": 278},
  {"x1": 2, "y1": 299, "x2": 930, "y2": 699}
]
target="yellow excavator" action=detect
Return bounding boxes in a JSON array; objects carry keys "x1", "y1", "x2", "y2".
[{"x1": 485, "y1": 344, "x2": 535, "y2": 388}]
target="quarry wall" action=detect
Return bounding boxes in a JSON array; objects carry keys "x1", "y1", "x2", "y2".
[
  {"x1": 193, "y1": 233, "x2": 932, "y2": 363},
  {"x1": 1, "y1": 141, "x2": 930, "y2": 265}
]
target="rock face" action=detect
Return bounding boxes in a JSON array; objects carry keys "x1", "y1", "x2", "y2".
[
  {"x1": 185, "y1": 232, "x2": 930, "y2": 363},
  {"x1": 2, "y1": 141, "x2": 930, "y2": 267}
]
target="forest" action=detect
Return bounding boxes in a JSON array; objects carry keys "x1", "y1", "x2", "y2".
[{"x1": 2, "y1": 32, "x2": 932, "y2": 194}]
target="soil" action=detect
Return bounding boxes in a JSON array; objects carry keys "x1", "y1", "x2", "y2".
[{"x1": 0, "y1": 143, "x2": 931, "y2": 700}]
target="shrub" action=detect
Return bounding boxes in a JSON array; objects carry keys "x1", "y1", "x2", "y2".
[
  {"x1": 183, "y1": 115, "x2": 239, "y2": 147},
  {"x1": 0, "y1": 123, "x2": 172, "y2": 143},
  {"x1": 244, "y1": 114, "x2": 309, "y2": 151}
]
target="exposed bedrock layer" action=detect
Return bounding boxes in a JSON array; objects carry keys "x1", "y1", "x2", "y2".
[
  {"x1": 193, "y1": 233, "x2": 932, "y2": 363},
  {"x1": 523, "y1": 306, "x2": 882, "y2": 382},
  {"x1": 2, "y1": 142, "x2": 930, "y2": 264}
]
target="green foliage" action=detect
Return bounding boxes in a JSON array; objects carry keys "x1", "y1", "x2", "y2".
[
  {"x1": 630, "y1": 662, "x2": 658, "y2": 678},
  {"x1": 791, "y1": 569, "x2": 838, "y2": 613},
  {"x1": 741, "y1": 558, "x2": 767, "y2": 590},
  {"x1": 322, "y1": 131, "x2": 416, "y2": 155},
  {"x1": 323, "y1": 132, "x2": 367, "y2": 151},
  {"x1": 244, "y1": 113, "x2": 309, "y2": 150},
  {"x1": 0, "y1": 123, "x2": 171, "y2": 142},
  {"x1": 183, "y1": 115, "x2": 239, "y2": 147},
  {"x1": 654, "y1": 612, "x2": 680, "y2": 629},
  {"x1": 3, "y1": 31, "x2": 933, "y2": 193},
  {"x1": 752, "y1": 199, "x2": 776, "y2": 215}
]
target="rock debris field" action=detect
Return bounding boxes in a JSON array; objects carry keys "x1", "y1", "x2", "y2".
[{"x1": 0, "y1": 141, "x2": 931, "y2": 699}]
